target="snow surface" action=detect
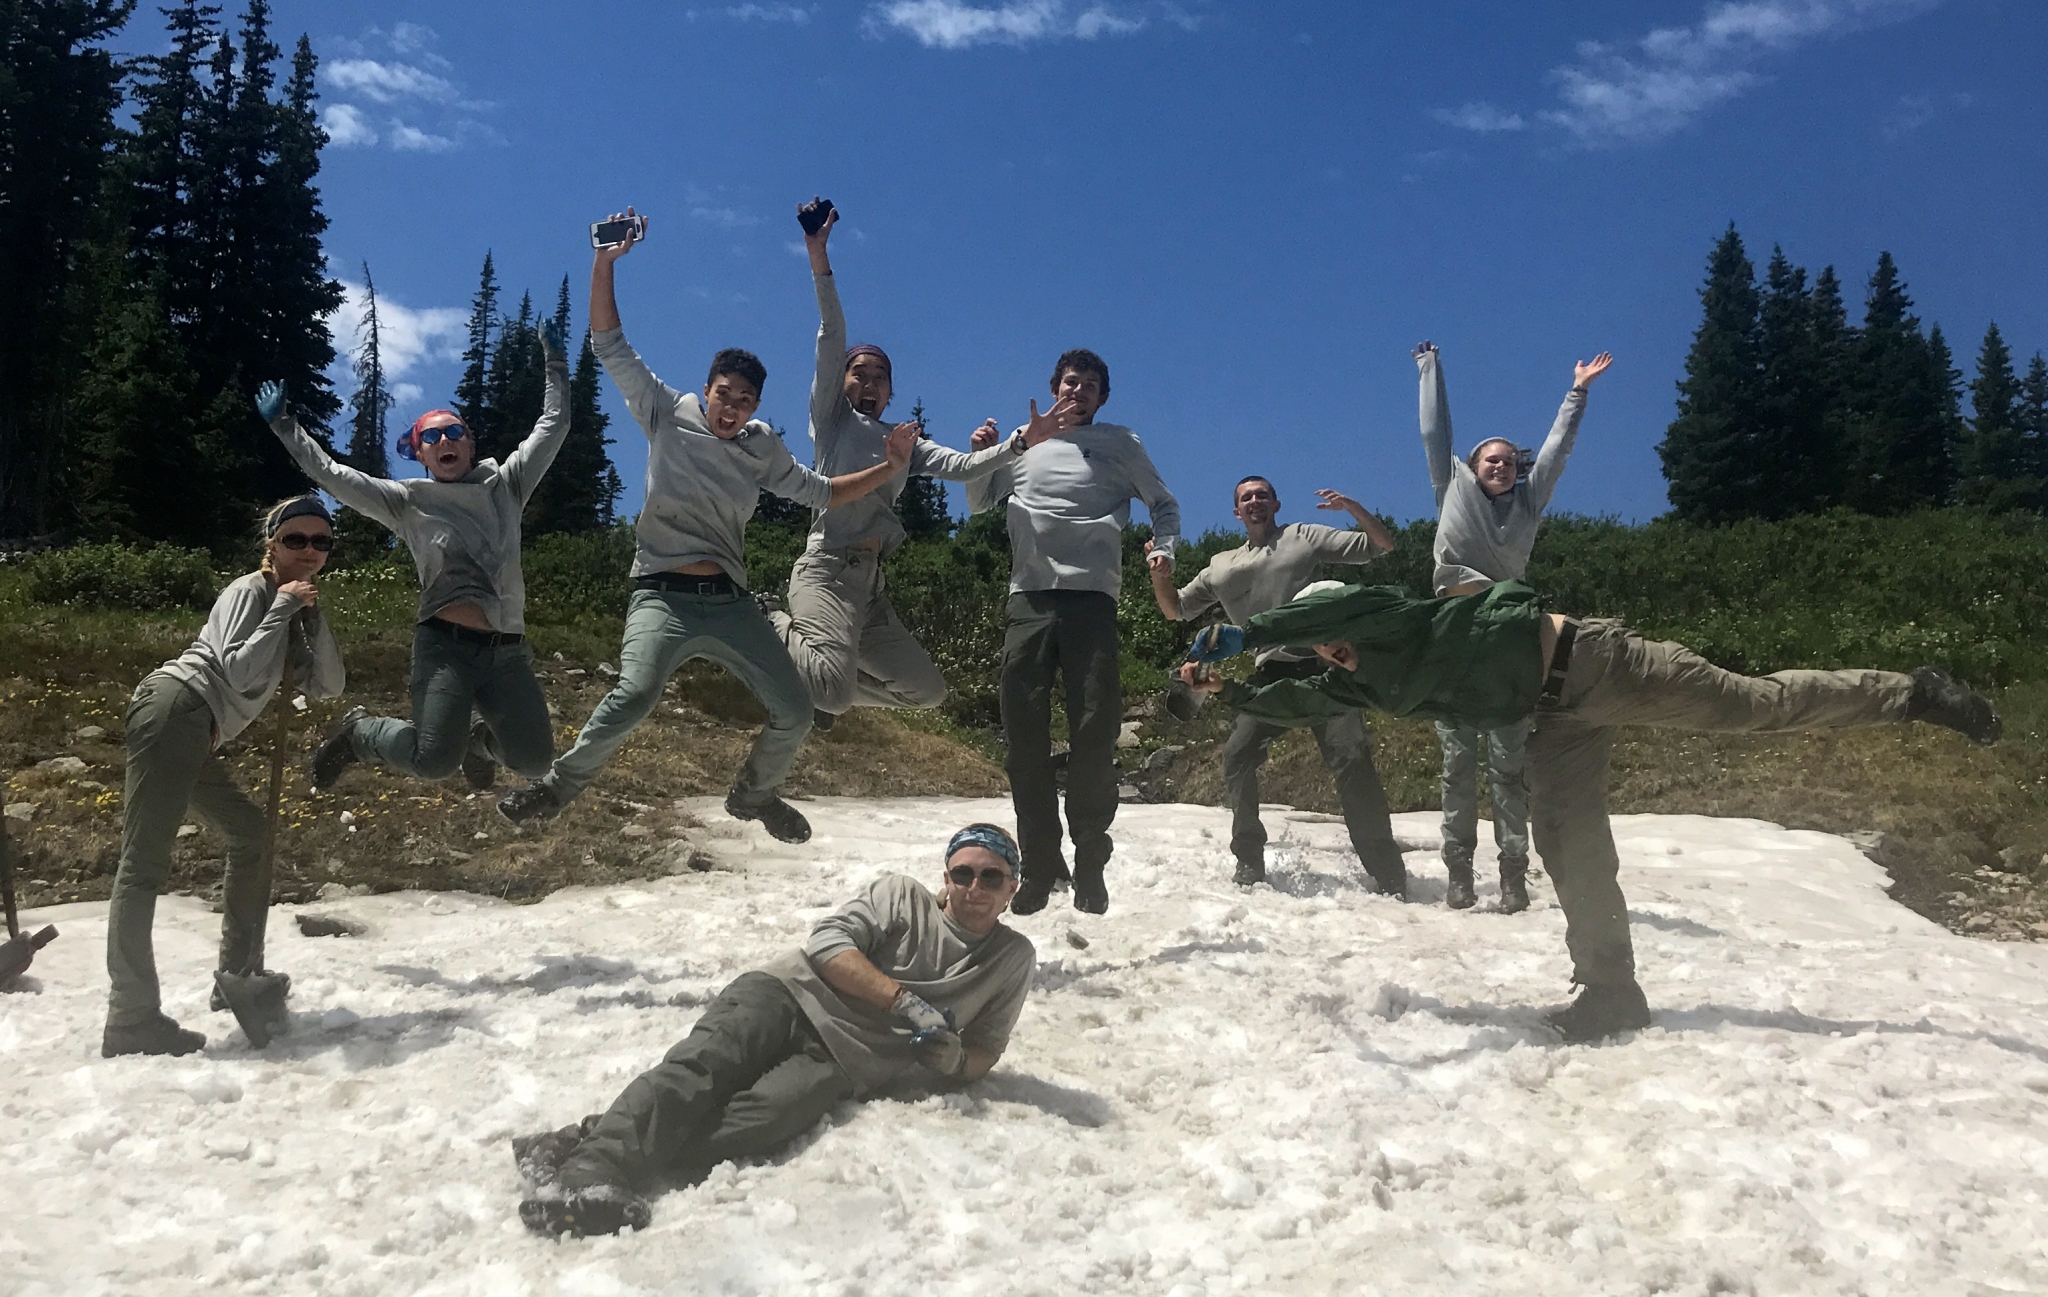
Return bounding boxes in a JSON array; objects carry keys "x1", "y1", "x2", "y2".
[{"x1": 5, "y1": 798, "x2": 2048, "y2": 1296}]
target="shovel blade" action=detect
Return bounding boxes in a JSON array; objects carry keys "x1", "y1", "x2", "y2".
[{"x1": 212, "y1": 970, "x2": 291, "y2": 1049}]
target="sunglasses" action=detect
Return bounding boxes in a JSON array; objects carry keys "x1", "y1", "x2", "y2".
[
  {"x1": 276, "y1": 533, "x2": 335, "y2": 552},
  {"x1": 947, "y1": 865, "x2": 1014, "y2": 891},
  {"x1": 416, "y1": 424, "x2": 469, "y2": 446}
]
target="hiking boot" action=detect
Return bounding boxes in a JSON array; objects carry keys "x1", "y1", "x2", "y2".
[
  {"x1": 211, "y1": 970, "x2": 290, "y2": 1012},
  {"x1": 1545, "y1": 979, "x2": 1652, "y2": 1043},
  {"x1": 309, "y1": 705, "x2": 368, "y2": 791},
  {"x1": 1906, "y1": 666, "x2": 2001, "y2": 745},
  {"x1": 498, "y1": 781, "x2": 563, "y2": 827},
  {"x1": 1011, "y1": 872, "x2": 1056, "y2": 916},
  {"x1": 1445, "y1": 861, "x2": 1476, "y2": 910},
  {"x1": 1071, "y1": 864, "x2": 1108, "y2": 915},
  {"x1": 726, "y1": 792, "x2": 811, "y2": 844},
  {"x1": 1365, "y1": 868, "x2": 1407, "y2": 899},
  {"x1": 512, "y1": 1115, "x2": 601, "y2": 1188},
  {"x1": 461, "y1": 720, "x2": 497, "y2": 791},
  {"x1": 1499, "y1": 859, "x2": 1531, "y2": 915},
  {"x1": 1232, "y1": 857, "x2": 1266, "y2": 887},
  {"x1": 519, "y1": 1185, "x2": 651, "y2": 1238},
  {"x1": 102, "y1": 1013, "x2": 205, "y2": 1058},
  {"x1": 812, "y1": 708, "x2": 837, "y2": 734}
]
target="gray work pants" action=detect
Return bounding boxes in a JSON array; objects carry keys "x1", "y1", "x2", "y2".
[
  {"x1": 1435, "y1": 719, "x2": 1531, "y2": 868},
  {"x1": 105, "y1": 673, "x2": 269, "y2": 1027},
  {"x1": 1000, "y1": 590, "x2": 1122, "y2": 883},
  {"x1": 351, "y1": 622, "x2": 554, "y2": 780},
  {"x1": 559, "y1": 972, "x2": 855, "y2": 1193},
  {"x1": 1223, "y1": 662, "x2": 1404, "y2": 887},
  {"x1": 778, "y1": 547, "x2": 947, "y2": 717},
  {"x1": 544, "y1": 587, "x2": 811, "y2": 810},
  {"x1": 1531, "y1": 618, "x2": 1915, "y2": 988}
]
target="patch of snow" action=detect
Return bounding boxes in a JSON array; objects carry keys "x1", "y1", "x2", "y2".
[{"x1": 3, "y1": 801, "x2": 2047, "y2": 1294}]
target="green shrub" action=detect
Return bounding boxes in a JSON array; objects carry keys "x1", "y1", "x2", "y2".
[
  {"x1": 22, "y1": 542, "x2": 220, "y2": 611},
  {"x1": 522, "y1": 525, "x2": 638, "y2": 622}
]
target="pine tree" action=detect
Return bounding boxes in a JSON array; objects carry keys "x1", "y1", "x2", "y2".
[
  {"x1": 1955, "y1": 322, "x2": 2026, "y2": 507},
  {"x1": 1658, "y1": 225, "x2": 1764, "y2": 522},
  {"x1": 526, "y1": 278, "x2": 621, "y2": 534},
  {"x1": 454, "y1": 251, "x2": 498, "y2": 441},
  {"x1": 1840, "y1": 252, "x2": 1954, "y2": 513},
  {"x1": 897, "y1": 397, "x2": 951, "y2": 539},
  {"x1": 345, "y1": 264, "x2": 391, "y2": 476},
  {"x1": 483, "y1": 291, "x2": 543, "y2": 464},
  {"x1": 0, "y1": 0, "x2": 137, "y2": 538},
  {"x1": 2020, "y1": 353, "x2": 2048, "y2": 485},
  {"x1": 1752, "y1": 248, "x2": 1838, "y2": 516}
]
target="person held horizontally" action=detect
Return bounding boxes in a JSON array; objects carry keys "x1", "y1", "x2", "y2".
[
  {"x1": 496, "y1": 208, "x2": 911, "y2": 845},
  {"x1": 1146, "y1": 475, "x2": 1401, "y2": 891},
  {"x1": 1180, "y1": 579, "x2": 2000, "y2": 1041},
  {"x1": 261, "y1": 321, "x2": 572, "y2": 797},
  {"x1": 1415, "y1": 341, "x2": 1613, "y2": 914},
  {"x1": 966, "y1": 350, "x2": 1180, "y2": 916},
  {"x1": 102, "y1": 497, "x2": 346, "y2": 1057},
  {"x1": 515, "y1": 823, "x2": 1036, "y2": 1237}
]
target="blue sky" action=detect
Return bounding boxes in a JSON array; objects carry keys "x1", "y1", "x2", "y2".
[{"x1": 242, "y1": 0, "x2": 2045, "y2": 536}]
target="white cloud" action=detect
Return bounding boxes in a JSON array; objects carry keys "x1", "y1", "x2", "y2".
[
  {"x1": 391, "y1": 382, "x2": 425, "y2": 409},
  {"x1": 320, "y1": 103, "x2": 377, "y2": 148},
  {"x1": 1539, "y1": 0, "x2": 1943, "y2": 144},
  {"x1": 864, "y1": 0, "x2": 1172, "y2": 48},
  {"x1": 728, "y1": 3, "x2": 813, "y2": 21},
  {"x1": 388, "y1": 121, "x2": 457, "y2": 152},
  {"x1": 690, "y1": 206, "x2": 763, "y2": 229},
  {"x1": 326, "y1": 57, "x2": 455, "y2": 104},
  {"x1": 1432, "y1": 102, "x2": 1525, "y2": 133},
  {"x1": 1880, "y1": 90, "x2": 1972, "y2": 141},
  {"x1": 330, "y1": 281, "x2": 467, "y2": 381}
]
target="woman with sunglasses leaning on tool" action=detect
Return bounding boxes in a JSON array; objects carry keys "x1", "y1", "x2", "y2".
[
  {"x1": 103, "y1": 495, "x2": 347, "y2": 1058},
  {"x1": 256, "y1": 319, "x2": 572, "y2": 794}
]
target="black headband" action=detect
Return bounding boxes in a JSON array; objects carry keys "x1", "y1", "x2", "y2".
[{"x1": 268, "y1": 496, "x2": 332, "y2": 537}]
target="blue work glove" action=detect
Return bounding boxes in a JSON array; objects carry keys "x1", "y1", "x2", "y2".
[
  {"x1": 255, "y1": 380, "x2": 288, "y2": 424},
  {"x1": 539, "y1": 318, "x2": 568, "y2": 365},
  {"x1": 1187, "y1": 624, "x2": 1246, "y2": 664}
]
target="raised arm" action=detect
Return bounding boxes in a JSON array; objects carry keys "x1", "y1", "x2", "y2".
[
  {"x1": 909, "y1": 421, "x2": 1019, "y2": 482},
  {"x1": 1526, "y1": 353, "x2": 1608, "y2": 511},
  {"x1": 588, "y1": 208, "x2": 681, "y2": 438},
  {"x1": 255, "y1": 382, "x2": 407, "y2": 529},
  {"x1": 1311, "y1": 489, "x2": 1397, "y2": 556},
  {"x1": 805, "y1": 200, "x2": 849, "y2": 438},
  {"x1": 1416, "y1": 342, "x2": 1455, "y2": 505},
  {"x1": 502, "y1": 322, "x2": 573, "y2": 503}
]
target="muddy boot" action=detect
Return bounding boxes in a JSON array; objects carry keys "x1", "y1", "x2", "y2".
[
  {"x1": 1232, "y1": 856, "x2": 1266, "y2": 888},
  {"x1": 725, "y1": 792, "x2": 811, "y2": 844},
  {"x1": 1545, "y1": 979, "x2": 1652, "y2": 1043},
  {"x1": 461, "y1": 720, "x2": 497, "y2": 792},
  {"x1": 1498, "y1": 858, "x2": 1530, "y2": 915},
  {"x1": 1365, "y1": 865, "x2": 1407, "y2": 899},
  {"x1": 519, "y1": 1184, "x2": 651, "y2": 1238},
  {"x1": 1011, "y1": 871, "x2": 1056, "y2": 916},
  {"x1": 1071, "y1": 863, "x2": 1108, "y2": 915},
  {"x1": 102, "y1": 1012, "x2": 205, "y2": 1058},
  {"x1": 512, "y1": 1114, "x2": 602, "y2": 1188},
  {"x1": 1906, "y1": 666, "x2": 2001, "y2": 744},
  {"x1": 1445, "y1": 860, "x2": 1476, "y2": 910}
]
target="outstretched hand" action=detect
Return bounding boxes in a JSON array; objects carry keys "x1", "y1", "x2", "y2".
[
  {"x1": 255, "y1": 380, "x2": 288, "y2": 424},
  {"x1": 1412, "y1": 340, "x2": 1437, "y2": 362},
  {"x1": 1023, "y1": 396, "x2": 1081, "y2": 448},
  {"x1": 596, "y1": 208, "x2": 644, "y2": 265},
  {"x1": 883, "y1": 420, "x2": 919, "y2": 468},
  {"x1": 969, "y1": 419, "x2": 1001, "y2": 452},
  {"x1": 1574, "y1": 352, "x2": 1614, "y2": 389},
  {"x1": 540, "y1": 317, "x2": 569, "y2": 364},
  {"x1": 1177, "y1": 662, "x2": 1224, "y2": 694},
  {"x1": 1314, "y1": 489, "x2": 1365, "y2": 518}
]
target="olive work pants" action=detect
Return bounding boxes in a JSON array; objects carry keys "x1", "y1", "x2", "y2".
[
  {"x1": 558, "y1": 972, "x2": 855, "y2": 1193},
  {"x1": 1531, "y1": 618, "x2": 1914, "y2": 989},
  {"x1": 1000, "y1": 590, "x2": 1122, "y2": 884},
  {"x1": 776, "y1": 547, "x2": 947, "y2": 718},
  {"x1": 350, "y1": 622, "x2": 555, "y2": 781},
  {"x1": 105, "y1": 673, "x2": 269, "y2": 1027},
  {"x1": 1223, "y1": 660, "x2": 1404, "y2": 887},
  {"x1": 1435, "y1": 718, "x2": 1531, "y2": 870}
]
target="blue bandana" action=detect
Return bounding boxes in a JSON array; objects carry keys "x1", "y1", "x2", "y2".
[{"x1": 946, "y1": 825, "x2": 1020, "y2": 877}]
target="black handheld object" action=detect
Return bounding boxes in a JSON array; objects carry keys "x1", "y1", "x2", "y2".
[
  {"x1": 589, "y1": 215, "x2": 646, "y2": 250},
  {"x1": 797, "y1": 196, "x2": 836, "y2": 236}
]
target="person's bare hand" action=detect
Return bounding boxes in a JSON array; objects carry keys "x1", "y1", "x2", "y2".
[
  {"x1": 1144, "y1": 538, "x2": 1172, "y2": 572},
  {"x1": 278, "y1": 579, "x2": 318, "y2": 607},
  {"x1": 883, "y1": 421, "x2": 918, "y2": 468},
  {"x1": 1023, "y1": 396, "x2": 1081, "y2": 448},
  {"x1": 1315, "y1": 641, "x2": 1359, "y2": 672},
  {"x1": 596, "y1": 207, "x2": 645, "y2": 265},
  {"x1": 968, "y1": 418, "x2": 1002, "y2": 452},
  {"x1": 1178, "y1": 662, "x2": 1223, "y2": 694},
  {"x1": 1314, "y1": 489, "x2": 1365, "y2": 518},
  {"x1": 1412, "y1": 340, "x2": 1437, "y2": 362},
  {"x1": 1574, "y1": 352, "x2": 1614, "y2": 389},
  {"x1": 799, "y1": 197, "x2": 837, "y2": 249}
]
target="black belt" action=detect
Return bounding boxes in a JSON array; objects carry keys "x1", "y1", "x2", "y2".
[
  {"x1": 1537, "y1": 618, "x2": 1579, "y2": 705},
  {"x1": 425, "y1": 617, "x2": 523, "y2": 647},
  {"x1": 637, "y1": 571, "x2": 743, "y2": 596}
]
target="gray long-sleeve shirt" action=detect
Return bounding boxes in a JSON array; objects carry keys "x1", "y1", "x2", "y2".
[
  {"x1": 806, "y1": 273, "x2": 1017, "y2": 556},
  {"x1": 154, "y1": 572, "x2": 346, "y2": 744},
  {"x1": 268, "y1": 360, "x2": 569, "y2": 634},
  {"x1": 966, "y1": 422, "x2": 1180, "y2": 597},
  {"x1": 764, "y1": 873, "x2": 1036, "y2": 1095},
  {"x1": 593, "y1": 328, "x2": 832, "y2": 583},
  {"x1": 1419, "y1": 347, "x2": 1586, "y2": 595},
  {"x1": 1173, "y1": 522, "x2": 1383, "y2": 663}
]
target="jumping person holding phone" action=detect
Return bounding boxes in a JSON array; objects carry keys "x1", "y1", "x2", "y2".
[
  {"x1": 102, "y1": 496, "x2": 346, "y2": 1057},
  {"x1": 773, "y1": 197, "x2": 1024, "y2": 732},
  {"x1": 259, "y1": 320, "x2": 573, "y2": 797},
  {"x1": 965, "y1": 350, "x2": 1180, "y2": 916},
  {"x1": 1416, "y1": 341, "x2": 1613, "y2": 913},
  {"x1": 495, "y1": 208, "x2": 913, "y2": 845}
]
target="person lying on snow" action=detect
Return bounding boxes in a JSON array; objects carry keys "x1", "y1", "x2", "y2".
[
  {"x1": 1179, "y1": 579, "x2": 2002, "y2": 1043},
  {"x1": 514, "y1": 823, "x2": 1037, "y2": 1237}
]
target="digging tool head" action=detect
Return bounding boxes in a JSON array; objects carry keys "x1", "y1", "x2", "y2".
[
  {"x1": 0, "y1": 925, "x2": 57, "y2": 989},
  {"x1": 212, "y1": 969, "x2": 291, "y2": 1048}
]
